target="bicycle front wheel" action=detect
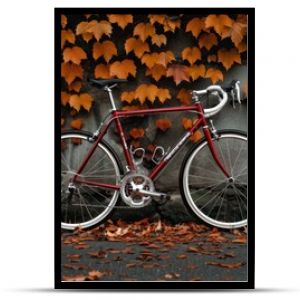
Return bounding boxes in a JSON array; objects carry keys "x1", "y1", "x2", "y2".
[
  {"x1": 61, "y1": 131, "x2": 121, "y2": 230},
  {"x1": 180, "y1": 130, "x2": 247, "y2": 229}
]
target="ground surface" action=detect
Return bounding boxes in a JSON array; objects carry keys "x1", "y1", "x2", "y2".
[{"x1": 61, "y1": 219, "x2": 248, "y2": 282}]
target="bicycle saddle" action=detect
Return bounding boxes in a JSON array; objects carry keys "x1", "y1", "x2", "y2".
[{"x1": 89, "y1": 78, "x2": 127, "y2": 87}]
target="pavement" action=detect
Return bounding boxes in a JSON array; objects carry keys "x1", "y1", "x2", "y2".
[{"x1": 61, "y1": 223, "x2": 248, "y2": 282}]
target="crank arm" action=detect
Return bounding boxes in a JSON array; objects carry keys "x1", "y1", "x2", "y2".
[{"x1": 137, "y1": 189, "x2": 171, "y2": 201}]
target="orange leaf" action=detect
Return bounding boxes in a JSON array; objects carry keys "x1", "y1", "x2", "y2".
[
  {"x1": 129, "y1": 128, "x2": 145, "y2": 139},
  {"x1": 70, "y1": 119, "x2": 83, "y2": 130},
  {"x1": 110, "y1": 59, "x2": 136, "y2": 79},
  {"x1": 61, "y1": 62, "x2": 83, "y2": 85},
  {"x1": 190, "y1": 130, "x2": 202, "y2": 143},
  {"x1": 166, "y1": 64, "x2": 190, "y2": 85},
  {"x1": 236, "y1": 40, "x2": 247, "y2": 53},
  {"x1": 182, "y1": 117, "x2": 193, "y2": 130},
  {"x1": 61, "y1": 15, "x2": 67, "y2": 29},
  {"x1": 61, "y1": 117, "x2": 65, "y2": 127},
  {"x1": 92, "y1": 41, "x2": 117, "y2": 62},
  {"x1": 68, "y1": 81, "x2": 82, "y2": 93},
  {"x1": 156, "y1": 118, "x2": 172, "y2": 132},
  {"x1": 124, "y1": 37, "x2": 150, "y2": 58},
  {"x1": 76, "y1": 21, "x2": 90, "y2": 35},
  {"x1": 188, "y1": 64, "x2": 206, "y2": 81},
  {"x1": 120, "y1": 91, "x2": 136, "y2": 104},
  {"x1": 151, "y1": 34, "x2": 167, "y2": 47},
  {"x1": 205, "y1": 68, "x2": 224, "y2": 84},
  {"x1": 177, "y1": 89, "x2": 192, "y2": 105},
  {"x1": 133, "y1": 23, "x2": 156, "y2": 42},
  {"x1": 63, "y1": 46, "x2": 87, "y2": 65},
  {"x1": 156, "y1": 88, "x2": 171, "y2": 104},
  {"x1": 69, "y1": 93, "x2": 93, "y2": 112},
  {"x1": 221, "y1": 19, "x2": 247, "y2": 47},
  {"x1": 61, "y1": 91, "x2": 70, "y2": 106},
  {"x1": 146, "y1": 64, "x2": 166, "y2": 81},
  {"x1": 205, "y1": 14, "x2": 233, "y2": 36},
  {"x1": 207, "y1": 54, "x2": 217, "y2": 63},
  {"x1": 61, "y1": 29, "x2": 75, "y2": 49},
  {"x1": 157, "y1": 51, "x2": 175, "y2": 67},
  {"x1": 81, "y1": 32, "x2": 93, "y2": 43},
  {"x1": 182, "y1": 47, "x2": 201, "y2": 65},
  {"x1": 94, "y1": 64, "x2": 111, "y2": 79},
  {"x1": 148, "y1": 15, "x2": 167, "y2": 26},
  {"x1": 198, "y1": 33, "x2": 218, "y2": 51},
  {"x1": 186, "y1": 17, "x2": 206, "y2": 38},
  {"x1": 163, "y1": 18, "x2": 181, "y2": 33},
  {"x1": 141, "y1": 53, "x2": 159, "y2": 69},
  {"x1": 206, "y1": 262, "x2": 245, "y2": 269},
  {"x1": 86, "y1": 20, "x2": 112, "y2": 41},
  {"x1": 135, "y1": 84, "x2": 158, "y2": 104},
  {"x1": 217, "y1": 48, "x2": 241, "y2": 70},
  {"x1": 107, "y1": 14, "x2": 133, "y2": 30}
]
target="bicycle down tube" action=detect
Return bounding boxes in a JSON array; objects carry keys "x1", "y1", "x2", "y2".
[{"x1": 73, "y1": 102, "x2": 230, "y2": 189}]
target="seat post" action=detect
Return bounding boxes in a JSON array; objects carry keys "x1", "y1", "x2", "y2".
[{"x1": 103, "y1": 86, "x2": 117, "y2": 111}]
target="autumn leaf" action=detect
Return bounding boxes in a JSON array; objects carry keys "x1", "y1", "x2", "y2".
[
  {"x1": 92, "y1": 41, "x2": 117, "y2": 62},
  {"x1": 146, "y1": 64, "x2": 167, "y2": 81},
  {"x1": 61, "y1": 15, "x2": 67, "y2": 29},
  {"x1": 156, "y1": 88, "x2": 171, "y2": 103},
  {"x1": 133, "y1": 23, "x2": 156, "y2": 42},
  {"x1": 206, "y1": 262, "x2": 246, "y2": 269},
  {"x1": 236, "y1": 40, "x2": 247, "y2": 53},
  {"x1": 163, "y1": 17, "x2": 181, "y2": 33},
  {"x1": 69, "y1": 93, "x2": 93, "y2": 112},
  {"x1": 221, "y1": 18, "x2": 247, "y2": 47},
  {"x1": 186, "y1": 17, "x2": 206, "y2": 38},
  {"x1": 129, "y1": 128, "x2": 145, "y2": 139},
  {"x1": 61, "y1": 91, "x2": 70, "y2": 106},
  {"x1": 205, "y1": 67, "x2": 224, "y2": 84},
  {"x1": 110, "y1": 59, "x2": 136, "y2": 79},
  {"x1": 176, "y1": 254, "x2": 187, "y2": 259},
  {"x1": 76, "y1": 21, "x2": 94, "y2": 42},
  {"x1": 63, "y1": 274, "x2": 86, "y2": 281},
  {"x1": 86, "y1": 20, "x2": 112, "y2": 41},
  {"x1": 124, "y1": 37, "x2": 150, "y2": 58},
  {"x1": 61, "y1": 62, "x2": 83, "y2": 85},
  {"x1": 177, "y1": 89, "x2": 192, "y2": 105},
  {"x1": 135, "y1": 84, "x2": 158, "y2": 104},
  {"x1": 151, "y1": 34, "x2": 167, "y2": 47},
  {"x1": 68, "y1": 81, "x2": 82, "y2": 93},
  {"x1": 182, "y1": 47, "x2": 201, "y2": 65},
  {"x1": 94, "y1": 63, "x2": 111, "y2": 79},
  {"x1": 182, "y1": 117, "x2": 193, "y2": 130},
  {"x1": 188, "y1": 64, "x2": 206, "y2": 81},
  {"x1": 61, "y1": 117, "x2": 65, "y2": 127},
  {"x1": 190, "y1": 130, "x2": 202, "y2": 143},
  {"x1": 217, "y1": 48, "x2": 241, "y2": 70},
  {"x1": 166, "y1": 64, "x2": 190, "y2": 85},
  {"x1": 141, "y1": 53, "x2": 158, "y2": 69},
  {"x1": 61, "y1": 29, "x2": 75, "y2": 49},
  {"x1": 198, "y1": 32, "x2": 218, "y2": 51},
  {"x1": 107, "y1": 14, "x2": 133, "y2": 30},
  {"x1": 87, "y1": 270, "x2": 106, "y2": 280},
  {"x1": 63, "y1": 46, "x2": 87, "y2": 65},
  {"x1": 148, "y1": 15, "x2": 167, "y2": 26},
  {"x1": 156, "y1": 118, "x2": 172, "y2": 131},
  {"x1": 205, "y1": 14, "x2": 233, "y2": 36},
  {"x1": 70, "y1": 118, "x2": 83, "y2": 130},
  {"x1": 120, "y1": 91, "x2": 136, "y2": 104},
  {"x1": 157, "y1": 51, "x2": 175, "y2": 67},
  {"x1": 81, "y1": 32, "x2": 93, "y2": 43}
]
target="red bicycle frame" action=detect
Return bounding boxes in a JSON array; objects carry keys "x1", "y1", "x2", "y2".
[{"x1": 73, "y1": 102, "x2": 230, "y2": 190}]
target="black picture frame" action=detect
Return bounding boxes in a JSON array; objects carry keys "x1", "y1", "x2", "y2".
[{"x1": 55, "y1": 7, "x2": 255, "y2": 290}]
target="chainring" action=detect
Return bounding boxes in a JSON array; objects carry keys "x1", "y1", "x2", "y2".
[{"x1": 120, "y1": 173, "x2": 154, "y2": 208}]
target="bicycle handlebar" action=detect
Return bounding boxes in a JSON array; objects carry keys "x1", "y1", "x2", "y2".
[{"x1": 192, "y1": 85, "x2": 228, "y2": 118}]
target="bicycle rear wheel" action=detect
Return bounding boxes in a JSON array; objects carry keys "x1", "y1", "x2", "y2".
[
  {"x1": 61, "y1": 131, "x2": 121, "y2": 230},
  {"x1": 180, "y1": 130, "x2": 247, "y2": 229}
]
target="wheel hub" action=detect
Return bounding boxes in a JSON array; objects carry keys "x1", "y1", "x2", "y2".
[{"x1": 120, "y1": 173, "x2": 154, "y2": 208}]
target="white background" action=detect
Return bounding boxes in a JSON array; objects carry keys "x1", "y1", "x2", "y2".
[{"x1": 0, "y1": 0, "x2": 299, "y2": 299}]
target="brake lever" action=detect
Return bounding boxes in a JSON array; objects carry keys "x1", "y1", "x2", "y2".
[{"x1": 231, "y1": 80, "x2": 241, "y2": 109}]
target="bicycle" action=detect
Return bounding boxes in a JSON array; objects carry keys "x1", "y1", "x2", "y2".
[{"x1": 61, "y1": 79, "x2": 247, "y2": 230}]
